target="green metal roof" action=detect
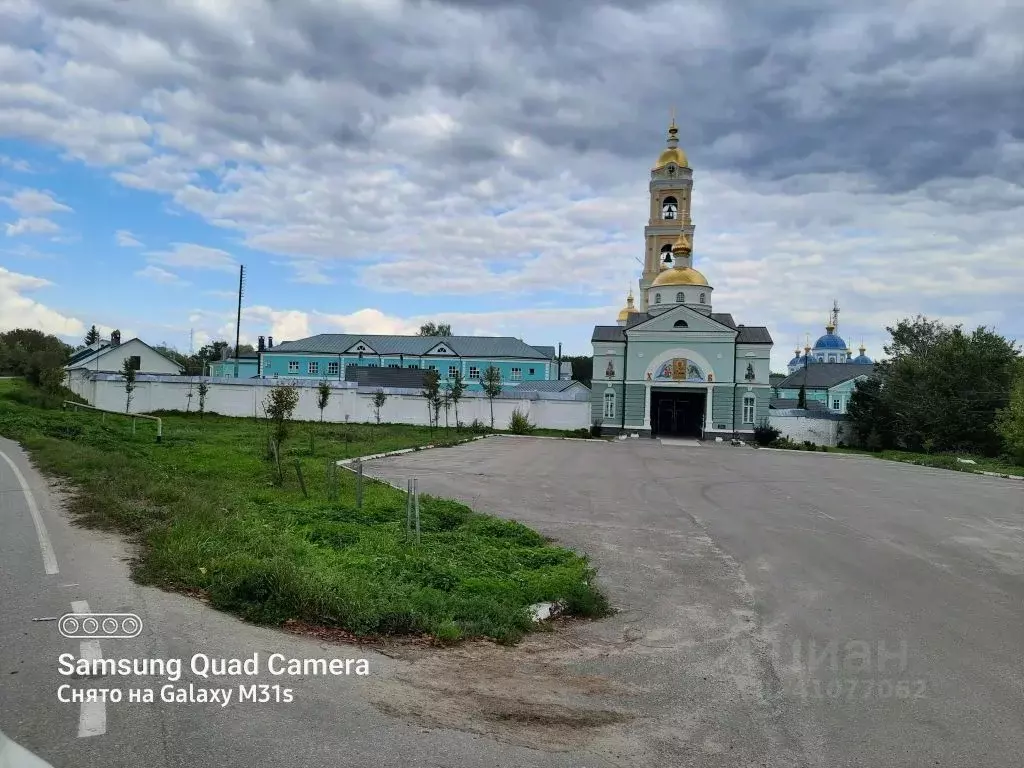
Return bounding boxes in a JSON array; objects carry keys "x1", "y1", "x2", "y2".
[{"x1": 267, "y1": 334, "x2": 552, "y2": 359}]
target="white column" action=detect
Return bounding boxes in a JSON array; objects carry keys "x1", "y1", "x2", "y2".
[
  {"x1": 704, "y1": 385, "x2": 713, "y2": 432},
  {"x1": 642, "y1": 383, "x2": 651, "y2": 430}
]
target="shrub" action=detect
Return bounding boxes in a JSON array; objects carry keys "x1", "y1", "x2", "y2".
[
  {"x1": 752, "y1": 418, "x2": 781, "y2": 446},
  {"x1": 508, "y1": 408, "x2": 535, "y2": 435},
  {"x1": 568, "y1": 427, "x2": 591, "y2": 439},
  {"x1": 590, "y1": 418, "x2": 603, "y2": 438},
  {"x1": 467, "y1": 418, "x2": 489, "y2": 434}
]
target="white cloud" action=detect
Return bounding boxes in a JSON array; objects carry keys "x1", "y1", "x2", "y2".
[
  {"x1": 145, "y1": 242, "x2": 237, "y2": 271},
  {"x1": 116, "y1": 229, "x2": 143, "y2": 247},
  {"x1": 134, "y1": 264, "x2": 187, "y2": 285},
  {"x1": 276, "y1": 260, "x2": 334, "y2": 285},
  {"x1": 1, "y1": 189, "x2": 72, "y2": 216},
  {"x1": 0, "y1": 266, "x2": 85, "y2": 337},
  {"x1": 0, "y1": 155, "x2": 32, "y2": 172},
  {"x1": 5, "y1": 217, "x2": 60, "y2": 236}
]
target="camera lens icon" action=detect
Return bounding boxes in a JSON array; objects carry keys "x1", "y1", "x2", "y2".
[{"x1": 59, "y1": 612, "x2": 143, "y2": 639}]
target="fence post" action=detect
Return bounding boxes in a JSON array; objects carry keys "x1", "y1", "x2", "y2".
[
  {"x1": 406, "y1": 479, "x2": 413, "y2": 540},
  {"x1": 294, "y1": 459, "x2": 307, "y2": 498},
  {"x1": 414, "y1": 478, "x2": 421, "y2": 545},
  {"x1": 356, "y1": 460, "x2": 363, "y2": 510},
  {"x1": 132, "y1": 417, "x2": 136, "y2": 436}
]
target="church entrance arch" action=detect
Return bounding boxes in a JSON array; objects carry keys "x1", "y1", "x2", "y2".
[{"x1": 650, "y1": 388, "x2": 706, "y2": 438}]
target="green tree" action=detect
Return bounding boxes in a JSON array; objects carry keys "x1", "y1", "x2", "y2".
[
  {"x1": 152, "y1": 344, "x2": 189, "y2": 370},
  {"x1": 371, "y1": 389, "x2": 388, "y2": 424},
  {"x1": 264, "y1": 383, "x2": 300, "y2": 449},
  {"x1": 562, "y1": 355, "x2": 593, "y2": 386},
  {"x1": 418, "y1": 322, "x2": 452, "y2": 337},
  {"x1": 449, "y1": 370, "x2": 466, "y2": 429},
  {"x1": 197, "y1": 382, "x2": 209, "y2": 419},
  {"x1": 481, "y1": 365, "x2": 503, "y2": 429},
  {"x1": 316, "y1": 379, "x2": 331, "y2": 422},
  {"x1": 121, "y1": 357, "x2": 137, "y2": 412},
  {"x1": 995, "y1": 359, "x2": 1024, "y2": 465},
  {"x1": 84, "y1": 325, "x2": 100, "y2": 345},
  {"x1": 796, "y1": 384, "x2": 807, "y2": 409},
  {"x1": 845, "y1": 376, "x2": 893, "y2": 450},
  {"x1": 421, "y1": 368, "x2": 441, "y2": 433}
]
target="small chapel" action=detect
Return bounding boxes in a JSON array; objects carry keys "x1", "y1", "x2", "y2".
[{"x1": 591, "y1": 117, "x2": 774, "y2": 439}]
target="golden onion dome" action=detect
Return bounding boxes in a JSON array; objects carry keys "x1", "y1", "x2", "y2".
[
  {"x1": 616, "y1": 290, "x2": 640, "y2": 322},
  {"x1": 653, "y1": 146, "x2": 688, "y2": 170},
  {"x1": 672, "y1": 230, "x2": 692, "y2": 254},
  {"x1": 651, "y1": 266, "x2": 709, "y2": 287}
]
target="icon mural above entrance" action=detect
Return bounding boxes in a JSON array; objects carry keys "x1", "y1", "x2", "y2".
[{"x1": 653, "y1": 357, "x2": 705, "y2": 382}]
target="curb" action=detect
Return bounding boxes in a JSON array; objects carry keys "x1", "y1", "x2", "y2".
[
  {"x1": 978, "y1": 470, "x2": 1024, "y2": 481},
  {"x1": 492, "y1": 433, "x2": 608, "y2": 443},
  {"x1": 759, "y1": 447, "x2": 1024, "y2": 480},
  {"x1": 336, "y1": 435, "x2": 488, "y2": 467}
]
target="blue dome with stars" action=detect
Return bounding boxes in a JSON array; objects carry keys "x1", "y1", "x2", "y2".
[
  {"x1": 813, "y1": 332, "x2": 848, "y2": 351},
  {"x1": 853, "y1": 352, "x2": 873, "y2": 364}
]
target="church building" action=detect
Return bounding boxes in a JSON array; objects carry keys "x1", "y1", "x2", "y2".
[{"x1": 591, "y1": 118, "x2": 774, "y2": 439}]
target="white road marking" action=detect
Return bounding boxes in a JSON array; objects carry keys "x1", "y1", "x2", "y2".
[
  {"x1": 71, "y1": 600, "x2": 107, "y2": 738},
  {"x1": 0, "y1": 449, "x2": 59, "y2": 574}
]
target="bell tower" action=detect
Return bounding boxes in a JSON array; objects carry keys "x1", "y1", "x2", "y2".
[{"x1": 640, "y1": 112, "x2": 695, "y2": 310}]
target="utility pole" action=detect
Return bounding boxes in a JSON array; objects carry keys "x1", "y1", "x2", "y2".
[
  {"x1": 557, "y1": 342, "x2": 562, "y2": 381},
  {"x1": 234, "y1": 265, "x2": 245, "y2": 379}
]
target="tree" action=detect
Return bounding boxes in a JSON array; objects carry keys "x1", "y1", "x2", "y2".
[
  {"x1": 152, "y1": 344, "x2": 189, "y2": 371},
  {"x1": 0, "y1": 328, "x2": 72, "y2": 381},
  {"x1": 418, "y1": 322, "x2": 452, "y2": 337},
  {"x1": 371, "y1": 389, "x2": 388, "y2": 424},
  {"x1": 449, "y1": 370, "x2": 466, "y2": 429},
  {"x1": 316, "y1": 379, "x2": 331, "y2": 422},
  {"x1": 562, "y1": 355, "x2": 593, "y2": 386},
  {"x1": 264, "y1": 383, "x2": 300, "y2": 449},
  {"x1": 996, "y1": 360, "x2": 1024, "y2": 465},
  {"x1": 845, "y1": 376, "x2": 894, "y2": 450},
  {"x1": 121, "y1": 357, "x2": 137, "y2": 413},
  {"x1": 481, "y1": 365, "x2": 503, "y2": 429},
  {"x1": 84, "y1": 325, "x2": 100, "y2": 345},
  {"x1": 197, "y1": 382, "x2": 209, "y2": 419},
  {"x1": 441, "y1": 384, "x2": 452, "y2": 429},
  {"x1": 797, "y1": 384, "x2": 807, "y2": 409},
  {"x1": 421, "y1": 368, "x2": 441, "y2": 433}
]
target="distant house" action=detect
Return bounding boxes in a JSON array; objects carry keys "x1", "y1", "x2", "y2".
[
  {"x1": 208, "y1": 353, "x2": 259, "y2": 379},
  {"x1": 257, "y1": 333, "x2": 560, "y2": 391},
  {"x1": 64, "y1": 331, "x2": 183, "y2": 386},
  {"x1": 772, "y1": 362, "x2": 875, "y2": 414}
]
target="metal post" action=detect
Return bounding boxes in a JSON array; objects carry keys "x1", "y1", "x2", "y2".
[
  {"x1": 356, "y1": 460, "x2": 363, "y2": 510},
  {"x1": 406, "y1": 479, "x2": 413, "y2": 540},
  {"x1": 132, "y1": 417, "x2": 136, "y2": 436},
  {"x1": 414, "y1": 478, "x2": 420, "y2": 544}
]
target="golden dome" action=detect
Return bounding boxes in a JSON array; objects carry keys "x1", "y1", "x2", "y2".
[
  {"x1": 672, "y1": 230, "x2": 692, "y2": 253},
  {"x1": 651, "y1": 266, "x2": 709, "y2": 287},
  {"x1": 654, "y1": 147, "x2": 688, "y2": 169},
  {"x1": 616, "y1": 290, "x2": 640, "y2": 322}
]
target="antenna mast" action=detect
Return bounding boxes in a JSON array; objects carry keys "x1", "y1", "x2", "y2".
[{"x1": 234, "y1": 265, "x2": 245, "y2": 379}]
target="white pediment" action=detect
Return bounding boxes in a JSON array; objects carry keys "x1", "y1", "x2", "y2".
[
  {"x1": 345, "y1": 340, "x2": 377, "y2": 354},
  {"x1": 424, "y1": 342, "x2": 456, "y2": 356},
  {"x1": 628, "y1": 304, "x2": 736, "y2": 336}
]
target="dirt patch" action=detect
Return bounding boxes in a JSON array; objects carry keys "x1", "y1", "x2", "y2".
[{"x1": 367, "y1": 629, "x2": 642, "y2": 753}]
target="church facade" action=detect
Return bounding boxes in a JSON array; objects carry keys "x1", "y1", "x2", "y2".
[{"x1": 591, "y1": 118, "x2": 774, "y2": 439}]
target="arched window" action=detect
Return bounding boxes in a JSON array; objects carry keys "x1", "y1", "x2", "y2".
[
  {"x1": 603, "y1": 390, "x2": 616, "y2": 419},
  {"x1": 659, "y1": 244, "x2": 673, "y2": 265},
  {"x1": 742, "y1": 394, "x2": 756, "y2": 424},
  {"x1": 654, "y1": 293, "x2": 662, "y2": 304},
  {"x1": 675, "y1": 292, "x2": 685, "y2": 303},
  {"x1": 661, "y1": 196, "x2": 678, "y2": 220},
  {"x1": 673, "y1": 320, "x2": 688, "y2": 328},
  {"x1": 699, "y1": 292, "x2": 706, "y2": 304}
]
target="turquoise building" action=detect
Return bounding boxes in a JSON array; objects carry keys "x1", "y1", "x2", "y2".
[
  {"x1": 256, "y1": 333, "x2": 558, "y2": 391},
  {"x1": 591, "y1": 119, "x2": 774, "y2": 439},
  {"x1": 208, "y1": 354, "x2": 259, "y2": 378}
]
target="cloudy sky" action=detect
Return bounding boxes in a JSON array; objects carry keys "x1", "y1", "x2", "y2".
[{"x1": 1, "y1": 0, "x2": 1021, "y2": 369}]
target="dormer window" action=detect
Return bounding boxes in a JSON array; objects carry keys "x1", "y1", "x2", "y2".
[
  {"x1": 437, "y1": 347, "x2": 447, "y2": 353},
  {"x1": 356, "y1": 345, "x2": 365, "y2": 352},
  {"x1": 673, "y1": 320, "x2": 688, "y2": 328}
]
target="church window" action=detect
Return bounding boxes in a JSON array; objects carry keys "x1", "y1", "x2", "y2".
[
  {"x1": 448, "y1": 365, "x2": 458, "y2": 378},
  {"x1": 660, "y1": 244, "x2": 673, "y2": 265},
  {"x1": 673, "y1": 320, "x2": 688, "y2": 328},
  {"x1": 661, "y1": 196, "x2": 678, "y2": 220},
  {"x1": 511, "y1": 367, "x2": 522, "y2": 380},
  {"x1": 603, "y1": 391, "x2": 616, "y2": 419},
  {"x1": 469, "y1": 366, "x2": 480, "y2": 379},
  {"x1": 676, "y1": 292, "x2": 685, "y2": 303},
  {"x1": 699, "y1": 292, "x2": 706, "y2": 304},
  {"x1": 742, "y1": 394, "x2": 755, "y2": 424},
  {"x1": 654, "y1": 293, "x2": 662, "y2": 304}
]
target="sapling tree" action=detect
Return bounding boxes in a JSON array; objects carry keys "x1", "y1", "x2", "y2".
[
  {"x1": 449, "y1": 370, "x2": 465, "y2": 430},
  {"x1": 121, "y1": 357, "x2": 136, "y2": 413},
  {"x1": 197, "y1": 382, "x2": 209, "y2": 419},
  {"x1": 421, "y1": 368, "x2": 441, "y2": 433},
  {"x1": 264, "y1": 383, "x2": 300, "y2": 450},
  {"x1": 481, "y1": 365, "x2": 503, "y2": 429},
  {"x1": 317, "y1": 378, "x2": 331, "y2": 422},
  {"x1": 372, "y1": 389, "x2": 388, "y2": 424}
]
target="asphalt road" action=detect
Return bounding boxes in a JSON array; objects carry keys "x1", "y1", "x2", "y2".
[{"x1": 2, "y1": 433, "x2": 1023, "y2": 767}]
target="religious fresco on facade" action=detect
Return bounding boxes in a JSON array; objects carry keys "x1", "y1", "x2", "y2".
[{"x1": 652, "y1": 357, "x2": 706, "y2": 382}]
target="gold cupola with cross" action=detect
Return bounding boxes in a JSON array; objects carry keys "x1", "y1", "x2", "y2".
[{"x1": 641, "y1": 111, "x2": 696, "y2": 309}]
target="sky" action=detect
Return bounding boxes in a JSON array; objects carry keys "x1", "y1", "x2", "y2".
[{"x1": 0, "y1": 0, "x2": 1022, "y2": 371}]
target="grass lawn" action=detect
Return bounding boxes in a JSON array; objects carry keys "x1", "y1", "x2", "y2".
[
  {"x1": 0, "y1": 380, "x2": 608, "y2": 643},
  {"x1": 830, "y1": 446, "x2": 1024, "y2": 477}
]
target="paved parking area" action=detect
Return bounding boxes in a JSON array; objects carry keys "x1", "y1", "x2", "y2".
[{"x1": 365, "y1": 436, "x2": 1024, "y2": 767}]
